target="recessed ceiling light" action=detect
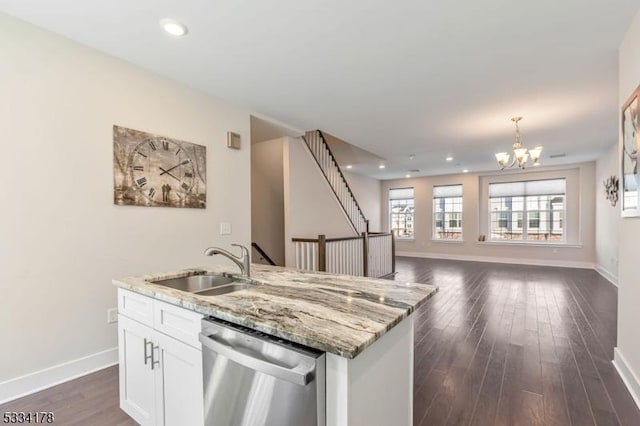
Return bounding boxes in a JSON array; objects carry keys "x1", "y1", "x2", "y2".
[
  {"x1": 405, "y1": 174, "x2": 411, "y2": 178},
  {"x1": 409, "y1": 154, "x2": 416, "y2": 160},
  {"x1": 160, "y1": 19, "x2": 188, "y2": 37},
  {"x1": 379, "y1": 164, "x2": 386, "y2": 169},
  {"x1": 446, "y1": 156, "x2": 454, "y2": 162},
  {"x1": 346, "y1": 164, "x2": 353, "y2": 169},
  {"x1": 462, "y1": 169, "x2": 469, "y2": 173}
]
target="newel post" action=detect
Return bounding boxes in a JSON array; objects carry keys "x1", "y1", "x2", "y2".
[
  {"x1": 391, "y1": 232, "x2": 396, "y2": 274},
  {"x1": 318, "y1": 234, "x2": 327, "y2": 272},
  {"x1": 362, "y1": 231, "x2": 369, "y2": 277}
]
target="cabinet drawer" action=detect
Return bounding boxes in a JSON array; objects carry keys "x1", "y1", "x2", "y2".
[
  {"x1": 153, "y1": 299, "x2": 203, "y2": 349},
  {"x1": 118, "y1": 289, "x2": 154, "y2": 327}
]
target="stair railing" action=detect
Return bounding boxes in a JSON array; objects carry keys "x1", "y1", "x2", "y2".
[
  {"x1": 292, "y1": 232, "x2": 395, "y2": 278},
  {"x1": 302, "y1": 130, "x2": 369, "y2": 235},
  {"x1": 251, "y1": 242, "x2": 277, "y2": 266}
]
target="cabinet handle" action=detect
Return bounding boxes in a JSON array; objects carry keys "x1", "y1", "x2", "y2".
[
  {"x1": 143, "y1": 338, "x2": 153, "y2": 366},
  {"x1": 151, "y1": 344, "x2": 160, "y2": 370}
]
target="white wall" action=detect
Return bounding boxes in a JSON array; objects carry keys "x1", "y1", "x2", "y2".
[
  {"x1": 253, "y1": 138, "x2": 377, "y2": 267},
  {"x1": 616, "y1": 8, "x2": 640, "y2": 407},
  {"x1": 284, "y1": 138, "x2": 354, "y2": 266},
  {"x1": 250, "y1": 115, "x2": 302, "y2": 144},
  {"x1": 381, "y1": 163, "x2": 596, "y2": 267},
  {"x1": 343, "y1": 171, "x2": 382, "y2": 232},
  {"x1": 0, "y1": 14, "x2": 251, "y2": 386},
  {"x1": 595, "y1": 143, "x2": 620, "y2": 283},
  {"x1": 251, "y1": 138, "x2": 285, "y2": 265}
]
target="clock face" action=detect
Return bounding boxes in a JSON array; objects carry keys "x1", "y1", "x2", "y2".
[{"x1": 129, "y1": 137, "x2": 197, "y2": 205}]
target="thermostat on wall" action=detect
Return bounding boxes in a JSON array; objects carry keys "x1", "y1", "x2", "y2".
[{"x1": 227, "y1": 132, "x2": 241, "y2": 150}]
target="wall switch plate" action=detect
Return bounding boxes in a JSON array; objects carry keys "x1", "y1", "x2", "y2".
[
  {"x1": 220, "y1": 222, "x2": 232, "y2": 235},
  {"x1": 107, "y1": 308, "x2": 118, "y2": 324}
]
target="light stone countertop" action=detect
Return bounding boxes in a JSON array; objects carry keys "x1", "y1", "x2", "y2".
[{"x1": 113, "y1": 264, "x2": 437, "y2": 359}]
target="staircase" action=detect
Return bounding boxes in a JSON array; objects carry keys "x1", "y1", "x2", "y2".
[{"x1": 303, "y1": 130, "x2": 369, "y2": 235}]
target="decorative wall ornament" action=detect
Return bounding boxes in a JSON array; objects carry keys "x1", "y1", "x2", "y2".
[
  {"x1": 113, "y1": 125, "x2": 206, "y2": 208},
  {"x1": 621, "y1": 85, "x2": 640, "y2": 217},
  {"x1": 603, "y1": 175, "x2": 619, "y2": 207}
]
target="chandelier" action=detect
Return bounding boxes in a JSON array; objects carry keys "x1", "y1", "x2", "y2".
[{"x1": 495, "y1": 117, "x2": 542, "y2": 170}]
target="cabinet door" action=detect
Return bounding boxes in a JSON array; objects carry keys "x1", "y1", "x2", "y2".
[
  {"x1": 118, "y1": 315, "x2": 156, "y2": 426},
  {"x1": 154, "y1": 331, "x2": 204, "y2": 426}
]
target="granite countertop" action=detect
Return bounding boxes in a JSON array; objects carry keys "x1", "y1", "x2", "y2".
[{"x1": 113, "y1": 264, "x2": 437, "y2": 359}]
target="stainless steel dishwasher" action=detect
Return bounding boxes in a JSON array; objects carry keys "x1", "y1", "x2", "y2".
[{"x1": 199, "y1": 318, "x2": 326, "y2": 426}]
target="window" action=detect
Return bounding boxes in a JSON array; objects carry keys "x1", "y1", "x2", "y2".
[
  {"x1": 389, "y1": 187, "x2": 414, "y2": 239},
  {"x1": 433, "y1": 185, "x2": 463, "y2": 240},
  {"x1": 489, "y1": 179, "x2": 565, "y2": 242}
]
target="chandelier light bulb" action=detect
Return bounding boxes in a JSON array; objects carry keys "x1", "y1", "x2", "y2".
[
  {"x1": 529, "y1": 146, "x2": 543, "y2": 163},
  {"x1": 494, "y1": 117, "x2": 542, "y2": 170}
]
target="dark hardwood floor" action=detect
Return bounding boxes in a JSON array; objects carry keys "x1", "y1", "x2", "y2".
[
  {"x1": 0, "y1": 366, "x2": 134, "y2": 425},
  {"x1": 2, "y1": 257, "x2": 639, "y2": 425},
  {"x1": 397, "y1": 257, "x2": 640, "y2": 426}
]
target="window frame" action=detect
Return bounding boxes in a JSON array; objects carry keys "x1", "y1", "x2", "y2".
[
  {"x1": 432, "y1": 184, "x2": 463, "y2": 241},
  {"x1": 488, "y1": 179, "x2": 566, "y2": 243},
  {"x1": 389, "y1": 187, "x2": 415, "y2": 240}
]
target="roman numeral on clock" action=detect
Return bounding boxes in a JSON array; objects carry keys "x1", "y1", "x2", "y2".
[
  {"x1": 175, "y1": 147, "x2": 182, "y2": 156},
  {"x1": 184, "y1": 172, "x2": 193, "y2": 178},
  {"x1": 132, "y1": 165, "x2": 144, "y2": 171},
  {"x1": 136, "y1": 151, "x2": 147, "y2": 158},
  {"x1": 148, "y1": 141, "x2": 157, "y2": 151},
  {"x1": 136, "y1": 177, "x2": 148, "y2": 187},
  {"x1": 181, "y1": 182, "x2": 191, "y2": 191},
  {"x1": 162, "y1": 141, "x2": 170, "y2": 150},
  {"x1": 148, "y1": 188, "x2": 156, "y2": 198}
]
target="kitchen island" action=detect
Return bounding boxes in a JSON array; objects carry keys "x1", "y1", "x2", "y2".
[{"x1": 114, "y1": 264, "x2": 437, "y2": 426}]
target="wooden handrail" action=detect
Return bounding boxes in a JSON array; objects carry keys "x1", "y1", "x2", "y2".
[
  {"x1": 291, "y1": 237, "x2": 322, "y2": 243},
  {"x1": 368, "y1": 232, "x2": 392, "y2": 238},
  {"x1": 316, "y1": 130, "x2": 368, "y2": 229},
  {"x1": 302, "y1": 131, "x2": 370, "y2": 234},
  {"x1": 326, "y1": 235, "x2": 364, "y2": 243},
  {"x1": 292, "y1": 235, "x2": 364, "y2": 243},
  {"x1": 251, "y1": 242, "x2": 276, "y2": 266}
]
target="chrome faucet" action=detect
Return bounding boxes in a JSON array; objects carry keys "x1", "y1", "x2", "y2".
[{"x1": 204, "y1": 244, "x2": 250, "y2": 278}]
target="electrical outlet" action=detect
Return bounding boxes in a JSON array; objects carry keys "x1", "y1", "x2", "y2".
[{"x1": 107, "y1": 308, "x2": 118, "y2": 324}]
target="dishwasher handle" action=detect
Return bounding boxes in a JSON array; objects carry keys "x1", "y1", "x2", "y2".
[{"x1": 199, "y1": 333, "x2": 316, "y2": 386}]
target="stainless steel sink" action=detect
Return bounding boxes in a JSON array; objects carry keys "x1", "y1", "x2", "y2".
[
  {"x1": 152, "y1": 273, "x2": 236, "y2": 293},
  {"x1": 150, "y1": 272, "x2": 257, "y2": 296},
  {"x1": 196, "y1": 283, "x2": 255, "y2": 296}
]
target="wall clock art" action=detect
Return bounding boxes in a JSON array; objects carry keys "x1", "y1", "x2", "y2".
[{"x1": 113, "y1": 125, "x2": 206, "y2": 209}]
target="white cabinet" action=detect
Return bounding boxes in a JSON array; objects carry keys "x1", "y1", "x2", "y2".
[
  {"x1": 155, "y1": 330, "x2": 203, "y2": 426},
  {"x1": 118, "y1": 315, "x2": 157, "y2": 425},
  {"x1": 117, "y1": 289, "x2": 204, "y2": 426}
]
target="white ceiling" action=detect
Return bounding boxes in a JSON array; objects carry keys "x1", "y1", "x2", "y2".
[{"x1": 1, "y1": 0, "x2": 638, "y2": 179}]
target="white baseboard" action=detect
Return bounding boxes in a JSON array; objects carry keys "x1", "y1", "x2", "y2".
[
  {"x1": 0, "y1": 347, "x2": 118, "y2": 404},
  {"x1": 396, "y1": 251, "x2": 594, "y2": 269},
  {"x1": 613, "y1": 348, "x2": 640, "y2": 411},
  {"x1": 594, "y1": 264, "x2": 618, "y2": 287}
]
